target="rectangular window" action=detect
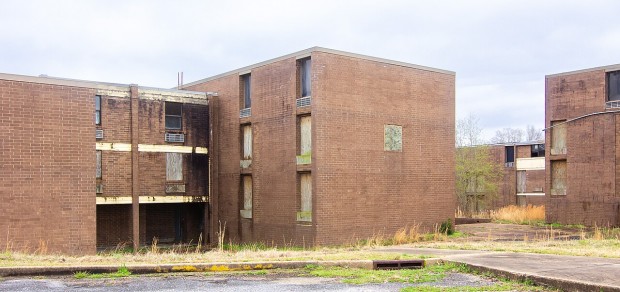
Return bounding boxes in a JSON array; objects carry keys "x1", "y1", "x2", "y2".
[
  {"x1": 166, "y1": 152, "x2": 183, "y2": 181},
  {"x1": 299, "y1": 116, "x2": 311, "y2": 155},
  {"x1": 607, "y1": 70, "x2": 620, "y2": 101},
  {"x1": 299, "y1": 172, "x2": 312, "y2": 218},
  {"x1": 299, "y1": 58, "x2": 312, "y2": 97},
  {"x1": 550, "y1": 120, "x2": 567, "y2": 155},
  {"x1": 531, "y1": 144, "x2": 545, "y2": 157},
  {"x1": 240, "y1": 74, "x2": 251, "y2": 109},
  {"x1": 551, "y1": 160, "x2": 567, "y2": 195},
  {"x1": 95, "y1": 95, "x2": 101, "y2": 125},
  {"x1": 165, "y1": 102, "x2": 183, "y2": 130},
  {"x1": 242, "y1": 124, "x2": 252, "y2": 160},
  {"x1": 505, "y1": 146, "x2": 515, "y2": 163},
  {"x1": 96, "y1": 150, "x2": 102, "y2": 179}
]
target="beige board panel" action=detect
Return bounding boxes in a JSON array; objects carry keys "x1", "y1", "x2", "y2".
[
  {"x1": 96, "y1": 142, "x2": 131, "y2": 152},
  {"x1": 300, "y1": 173, "x2": 312, "y2": 212},
  {"x1": 516, "y1": 157, "x2": 545, "y2": 170},
  {"x1": 166, "y1": 153, "x2": 183, "y2": 181},
  {"x1": 551, "y1": 160, "x2": 567, "y2": 195},
  {"x1": 300, "y1": 116, "x2": 312, "y2": 155},
  {"x1": 517, "y1": 170, "x2": 526, "y2": 193},
  {"x1": 139, "y1": 144, "x2": 193, "y2": 153},
  {"x1": 551, "y1": 121, "x2": 567, "y2": 155},
  {"x1": 243, "y1": 176, "x2": 253, "y2": 211},
  {"x1": 243, "y1": 125, "x2": 252, "y2": 159}
]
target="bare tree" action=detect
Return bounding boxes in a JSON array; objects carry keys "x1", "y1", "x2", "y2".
[
  {"x1": 456, "y1": 113, "x2": 485, "y2": 147},
  {"x1": 526, "y1": 124, "x2": 544, "y2": 141},
  {"x1": 490, "y1": 128, "x2": 524, "y2": 144}
]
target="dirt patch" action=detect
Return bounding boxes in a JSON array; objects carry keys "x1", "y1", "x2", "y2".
[{"x1": 455, "y1": 223, "x2": 584, "y2": 242}]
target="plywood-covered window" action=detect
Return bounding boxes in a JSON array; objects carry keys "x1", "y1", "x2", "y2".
[
  {"x1": 242, "y1": 124, "x2": 252, "y2": 160},
  {"x1": 516, "y1": 170, "x2": 526, "y2": 193},
  {"x1": 384, "y1": 125, "x2": 403, "y2": 151},
  {"x1": 240, "y1": 175, "x2": 253, "y2": 219},
  {"x1": 300, "y1": 116, "x2": 311, "y2": 155},
  {"x1": 166, "y1": 153, "x2": 183, "y2": 181},
  {"x1": 551, "y1": 160, "x2": 567, "y2": 196},
  {"x1": 300, "y1": 173, "x2": 312, "y2": 213},
  {"x1": 550, "y1": 121, "x2": 567, "y2": 155},
  {"x1": 96, "y1": 150, "x2": 102, "y2": 179}
]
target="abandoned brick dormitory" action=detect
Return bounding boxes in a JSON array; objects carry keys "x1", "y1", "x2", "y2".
[{"x1": 0, "y1": 47, "x2": 456, "y2": 254}]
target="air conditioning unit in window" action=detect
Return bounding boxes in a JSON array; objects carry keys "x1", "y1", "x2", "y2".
[
  {"x1": 165, "y1": 133, "x2": 185, "y2": 143},
  {"x1": 96, "y1": 129, "x2": 104, "y2": 139},
  {"x1": 96, "y1": 184, "x2": 103, "y2": 194}
]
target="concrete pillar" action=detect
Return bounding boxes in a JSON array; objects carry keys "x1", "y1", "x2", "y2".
[{"x1": 130, "y1": 84, "x2": 140, "y2": 252}]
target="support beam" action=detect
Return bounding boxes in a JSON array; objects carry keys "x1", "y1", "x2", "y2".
[{"x1": 130, "y1": 84, "x2": 140, "y2": 252}]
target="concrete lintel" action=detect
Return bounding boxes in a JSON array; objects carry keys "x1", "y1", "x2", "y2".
[
  {"x1": 138, "y1": 144, "x2": 193, "y2": 153},
  {"x1": 96, "y1": 196, "x2": 208, "y2": 205}
]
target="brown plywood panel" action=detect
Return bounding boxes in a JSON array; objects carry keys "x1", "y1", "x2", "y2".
[
  {"x1": 243, "y1": 176, "x2": 253, "y2": 210},
  {"x1": 300, "y1": 173, "x2": 312, "y2": 212},
  {"x1": 517, "y1": 170, "x2": 526, "y2": 193},
  {"x1": 300, "y1": 116, "x2": 312, "y2": 155},
  {"x1": 551, "y1": 160, "x2": 567, "y2": 195},
  {"x1": 551, "y1": 121, "x2": 567, "y2": 155}
]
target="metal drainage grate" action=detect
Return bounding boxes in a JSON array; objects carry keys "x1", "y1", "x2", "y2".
[{"x1": 372, "y1": 260, "x2": 424, "y2": 270}]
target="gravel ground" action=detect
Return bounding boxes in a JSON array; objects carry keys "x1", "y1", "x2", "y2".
[{"x1": 0, "y1": 271, "x2": 500, "y2": 292}]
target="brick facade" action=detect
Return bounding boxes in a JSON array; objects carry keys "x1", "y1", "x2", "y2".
[
  {"x1": 184, "y1": 47, "x2": 456, "y2": 246},
  {"x1": 545, "y1": 66, "x2": 620, "y2": 226}
]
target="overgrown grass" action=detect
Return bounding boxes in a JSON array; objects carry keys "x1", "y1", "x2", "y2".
[
  {"x1": 304, "y1": 262, "x2": 465, "y2": 284},
  {"x1": 73, "y1": 265, "x2": 132, "y2": 279},
  {"x1": 490, "y1": 205, "x2": 545, "y2": 225}
]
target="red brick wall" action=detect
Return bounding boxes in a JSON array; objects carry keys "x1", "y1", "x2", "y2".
[
  {"x1": 0, "y1": 80, "x2": 97, "y2": 254},
  {"x1": 312, "y1": 52, "x2": 455, "y2": 244},
  {"x1": 546, "y1": 70, "x2": 620, "y2": 226},
  {"x1": 97, "y1": 205, "x2": 132, "y2": 248},
  {"x1": 488, "y1": 146, "x2": 517, "y2": 209}
]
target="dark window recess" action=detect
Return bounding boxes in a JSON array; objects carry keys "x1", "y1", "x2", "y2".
[
  {"x1": 505, "y1": 146, "x2": 515, "y2": 163},
  {"x1": 608, "y1": 70, "x2": 620, "y2": 101},
  {"x1": 531, "y1": 144, "x2": 545, "y2": 157},
  {"x1": 95, "y1": 95, "x2": 101, "y2": 125},
  {"x1": 165, "y1": 102, "x2": 182, "y2": 130},
  {"x1": 300, "y1": 58, "x2": 312, "y2": 97},
  {"x1": 241, "y1": 74, "x2": 251, "y2": 109}
]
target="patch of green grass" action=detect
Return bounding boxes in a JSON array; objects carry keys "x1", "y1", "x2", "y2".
[
  {"x1": 304, "y1": 263, "x2": 464, "y2": 285},
  {"x1": 73, "y1": 265, "x2": 132, "y2": 279}
]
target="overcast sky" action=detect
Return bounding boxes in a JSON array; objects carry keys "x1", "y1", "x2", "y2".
[{"x1": 1, "y1": 0, "x2": 619, "y2": 140}]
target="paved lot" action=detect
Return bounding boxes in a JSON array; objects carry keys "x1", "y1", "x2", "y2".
[{"x1": 0, "y1": 271, "x2": 500, "y2": 291}]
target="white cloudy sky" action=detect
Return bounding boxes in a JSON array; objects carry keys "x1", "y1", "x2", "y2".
[{"x1": 1, "y1": 0, "x2": 619, "y2": 140}]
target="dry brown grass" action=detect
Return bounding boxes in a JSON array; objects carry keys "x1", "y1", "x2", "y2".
[{"x1": 490, "y1": 205, "x2": 545, "y2": 224}]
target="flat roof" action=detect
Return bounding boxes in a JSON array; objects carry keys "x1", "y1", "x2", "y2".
[
  {"x1": 0, "y1": 72, "x2": 213, "y2": 98},
  {"x1": 181, "y1": 46, "x2": 455, "y2": 88},
  {"x1": 546, "y1": 63, "x2": 620, "y2": 78}
]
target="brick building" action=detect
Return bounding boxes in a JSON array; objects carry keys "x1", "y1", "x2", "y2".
[
  {"x1": 182, "y1": 47, "x2": 456, "y2": 246},
  {"x1": 545, "y1": 64, "x2": 620, "y2": 226},
  {"x1": 0, "y1": 73, "x2": 213, "y2": 254},
  {"x1": 0, "y1": 47, "x2": 456, "y2": 254},
  {"x1": 488, "y1": 142, "x2": 546, "y2": 209}
]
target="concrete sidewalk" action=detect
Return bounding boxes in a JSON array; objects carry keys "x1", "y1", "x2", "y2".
[{"x1": 382, "y1": 247, "x2": 620, "y2": 292}]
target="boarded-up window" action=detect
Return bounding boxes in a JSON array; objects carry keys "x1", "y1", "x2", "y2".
[
  {"x1": 243, "y1": 176, "x2": 252, "y2": 210},
  {"x1": 96, "y1": 150, "x2": 102, "y2": 179},
  {"x1": 551, "y1": 121, "x2": 567, "y2": 155},
  {"x1": 166, "y1": 153, "x2": 183, "y2": 181},
  {"x1": 551, "y1": 160, "x2": 567, "y2": 196},
  {"x1": 516, "y1": 170, "x2": 526, "y2": 193},
  {"x1": 300, "y1": 173, "x2": 312, "y2": 213},
  {"x1": 384, "y1": 125, "x2": 403, "y2": 151},
  {"x1": 300, "y1": 116, "x2": 311, "y2": 155},
  {"x1": 242, "y1": 124, "x2": 252, "y2": 159}
]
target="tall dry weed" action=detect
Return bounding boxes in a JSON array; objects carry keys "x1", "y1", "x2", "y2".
[{"x1": 490, "y1": 205, "x2": 545, "y2": 224}]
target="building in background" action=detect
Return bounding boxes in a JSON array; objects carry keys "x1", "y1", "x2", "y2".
[
  {"x1": 545, "y1": 64, "x2": 620, "y2": 226},
  {"x1": 0, "y1": 73, "x2": 213, "y2": 254},
  {"x1": 488, "y1": 142, "x2": 546, "y2": 209},
  {"x1": 182, "y1": 47, "x2": 456, "y2": 246}
]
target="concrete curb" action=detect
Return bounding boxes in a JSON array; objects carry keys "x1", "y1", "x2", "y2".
[
  {"x1": 0, "y1": 260, "x2": 376, "y2": 277},
  {"x1": 446, "y1": 260, "x2": 620, "y2": 292}
]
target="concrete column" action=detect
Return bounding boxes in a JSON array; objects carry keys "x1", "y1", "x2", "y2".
[{"x1": 130, "y1": 84, "x2": 140, "y2": 252}]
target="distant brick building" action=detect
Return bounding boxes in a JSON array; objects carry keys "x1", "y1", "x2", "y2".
[
  {"x1": 487, "y1": 142, "x2": 546, "y2": 209},
  {"x1": 545, "y1": 64, "x2": 620, "y2": 226},
  {"x1": 182, "y1": 47, "x2": 456, "y2": 245},
  {"x1": 0, "y1": 73, "x2": 213, "y2": 254},
  {"x1": 0, "y1": 47, "x2": 456, "y2": 254}
]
